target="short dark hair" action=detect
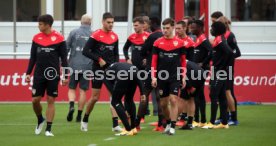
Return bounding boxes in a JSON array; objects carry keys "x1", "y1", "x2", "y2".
[
  {"x1": 102, "y1": 12, "x2": 114, "y2": 20},
  {"x1": 162, "y1": 18, "x2": 175, "y2": 26},
  {"x1": 211, "y1": 21, "x2": 226, "y2": 36},
  {"x1": 211, "y1": 11, "x2": 224, "y2": 19},
  {"x1": 149, "y1": 16, "x2": 161, "y2": 31},
  {"x1": 133, "y1": 16, "x2": 144, "y2": 24},
  {"x1": 176, "y1": 20, "x2": 187, "y2": 28},
  {"x1": 38, "y1": 14, "x2": 54, "y2": 27},
  {"x1": 192, "y1": 20, "x2": 204, "y2": 28}
]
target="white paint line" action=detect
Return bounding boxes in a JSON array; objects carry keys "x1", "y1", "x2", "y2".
[{"x1": 104, "y1": 137, "x2": 116, "y2": 141}]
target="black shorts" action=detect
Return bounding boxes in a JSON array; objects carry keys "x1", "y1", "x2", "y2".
[
  {"x1": 69, "y1": 73, "x2": 90, "y2": 91},
  {"x1": 142, "y1": 68, "x2": 153, "y2": 91},
  {"x1": 158, "y1": 79, "x2": 180, "y2": 98},
  {"x1": 180, "y1": 80, "x2": 199, "y2": 100},
  {"x1": 91, "y1": 65, "x2": 105, "y2": 89},
  {"x1": 32, "y1": 77, "x2": 59, "y2": 97},
  {"x1": 225, "y1": 77, "x2": 234, "y2": 90}
]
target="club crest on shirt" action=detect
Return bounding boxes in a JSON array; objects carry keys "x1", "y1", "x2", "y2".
[
  {"x1": 184, "y1": 41, "x2": 188, "y2": 46},
  {"x1": 51, "y1": 36, "x2": 57, "y2": 41},
  {"x1": 111, "y1": 34, "x2": 115, "y2": 40},
  {"x1": 143, "y1": 36, "x2": 147, "y2": 41},
  {"x1": 173, "y1": 41, "x2": 178, "y2": 47},
  {"x1": 159, "y1": 90, "x2": 163, "y2": 96}
]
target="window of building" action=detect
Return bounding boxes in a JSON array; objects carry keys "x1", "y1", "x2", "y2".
[
  {"x1": 231, "y1": 0, "x2": 276, "y2": 21},
  {"x1": 110, "y1": 0, "x2": 129, "y2": 21},
  {"x1": 0, "y1": 0, "x2": 13, "y2": 21},
  {"x1": 0, "y1": 0, "x2": 42, "y2": 22},
  {"x1": 133, "y1": 0, "x2": 162, "y2": 18},
  {"x1": 65, "y1": 0, "x2": 86, "y2": 20},
  {"x1": 54, "y1": 0, "x2": 86, "y2": 20},
  {"x1": 16, "y1": 0, "x2": 40, "y2": 22},
  {"x1": 170, "y1": 0, "x2": 200, "y2": 19}
]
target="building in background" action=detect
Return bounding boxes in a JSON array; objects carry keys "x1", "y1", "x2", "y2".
[{"x1": 0, "y1": 0, "x2": 275, "y2": 59}]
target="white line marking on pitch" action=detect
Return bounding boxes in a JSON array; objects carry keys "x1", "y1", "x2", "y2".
[
  {"x1": 104, "y1": 137, "x2": 116, "y2": 141},
  {"x1": 87, "y1": 144, "x2": 97, "y2": 146}
]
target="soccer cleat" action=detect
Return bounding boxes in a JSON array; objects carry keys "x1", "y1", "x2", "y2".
[
  {"x1": 67, "y1": 107, "x2": 75, "y2": 122},
  {"x1": 201, "y1": 122, "x2": 214, "y2": 129},
  {"x1": 179, "y1": 124, "x2": 193, "y2": 130},
  {"x1": 213, "y1": 123, "x2": 229, "y2": 129},
  {"x1": 163, "y1": 124, "x2": 171, "y2": 134},
  {"x1": 214, "y1": 119, "x2": 221, "y2": 125},
  {"x1": 150, "y1": 122, "x2": 158, "y2": 126},
  {"x1": 167, "y1": 128, "x2": 175, "y2": 135},
  {"x1": 176, "y1": 120, "x2": 185, "y2": 126},
  {"x1": 80, "y1": 121, "x2": 88, "y2": 132},
  {"x1": 192, "y1": 121, "x2": 199, "y2": 128},
  {"x1": 112, "y1": 125, "x2": 123, "y2": 132},
  {"x1": 132, "y1": 128, "x2": 138, "y2": 135},
  {"x1": 45, "y1": 131, "x2": 54, "y2": 137},
  {"x1": 153, "y1": 126, "x2": 165, "y2": 132},
  {"x1": 35, "y1": 119, "x2": 45, "y2": 135},
  {"x1": 228, "y1": 120, "x2": 239, "y2": 126},
  {"x1": 198, "y1": 122, "x2": 207, "y2": 128},
  {"x1": 115, "y1": 130, "x2": 134, "y2": 136}
]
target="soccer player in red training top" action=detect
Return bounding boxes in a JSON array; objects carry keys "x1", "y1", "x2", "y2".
[
  {"x1": 82, "y1": 12, "x2": 120, "y2": 132},
  {"x1": 25, "y1": 14, "x2": 68, "y2": 137},
  {"x1": 190, "y1": 20, "x2": 212, "y2": 128},
  {"x1": 151, "y1": 18, "x2": 187, "y2": 135},
  {"x1": 175, "y1": 20, "x2": 194, "y2": 63},
  {"x1": 123, "y1": 16, "x2": 150, "y2": 125},
  {"x1": 202, "y1": 21, "x2": 233, "y2": 129},
  {"x1": 123, "y1": 16, "x2": 150, "y2": 70},
  {"x1": 136, "y1": 16, "x2": 164, "y2": 132},
  {"x1": 217, "y1": 16, "x2": 241, "y2": 126},
  {"x1": 175, "y1": 20, "x2": 195, "y2": 126}
]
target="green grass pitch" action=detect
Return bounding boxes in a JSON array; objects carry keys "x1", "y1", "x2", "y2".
[{"x1": 0, "y1": 103, "x2": 275, "y2": 146}]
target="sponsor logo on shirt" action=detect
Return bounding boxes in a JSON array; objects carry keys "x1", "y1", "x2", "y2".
[
  {"x1": 106, "y1": 45, "x2": 114, "y2": 51},
  {"x1": 133, "y1": 46, "x2": 142, "y2": 51},
  {"x1": 163, "y1": 52, "x2": 178, "y2": 58},
  {"x1": 40, "y1": 47, "x2": 55, "y2": 52}
]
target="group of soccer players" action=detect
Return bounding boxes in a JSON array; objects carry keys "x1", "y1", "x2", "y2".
[{"x1": 26, "y1": 11, "x2": 240, "y2": 137}]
